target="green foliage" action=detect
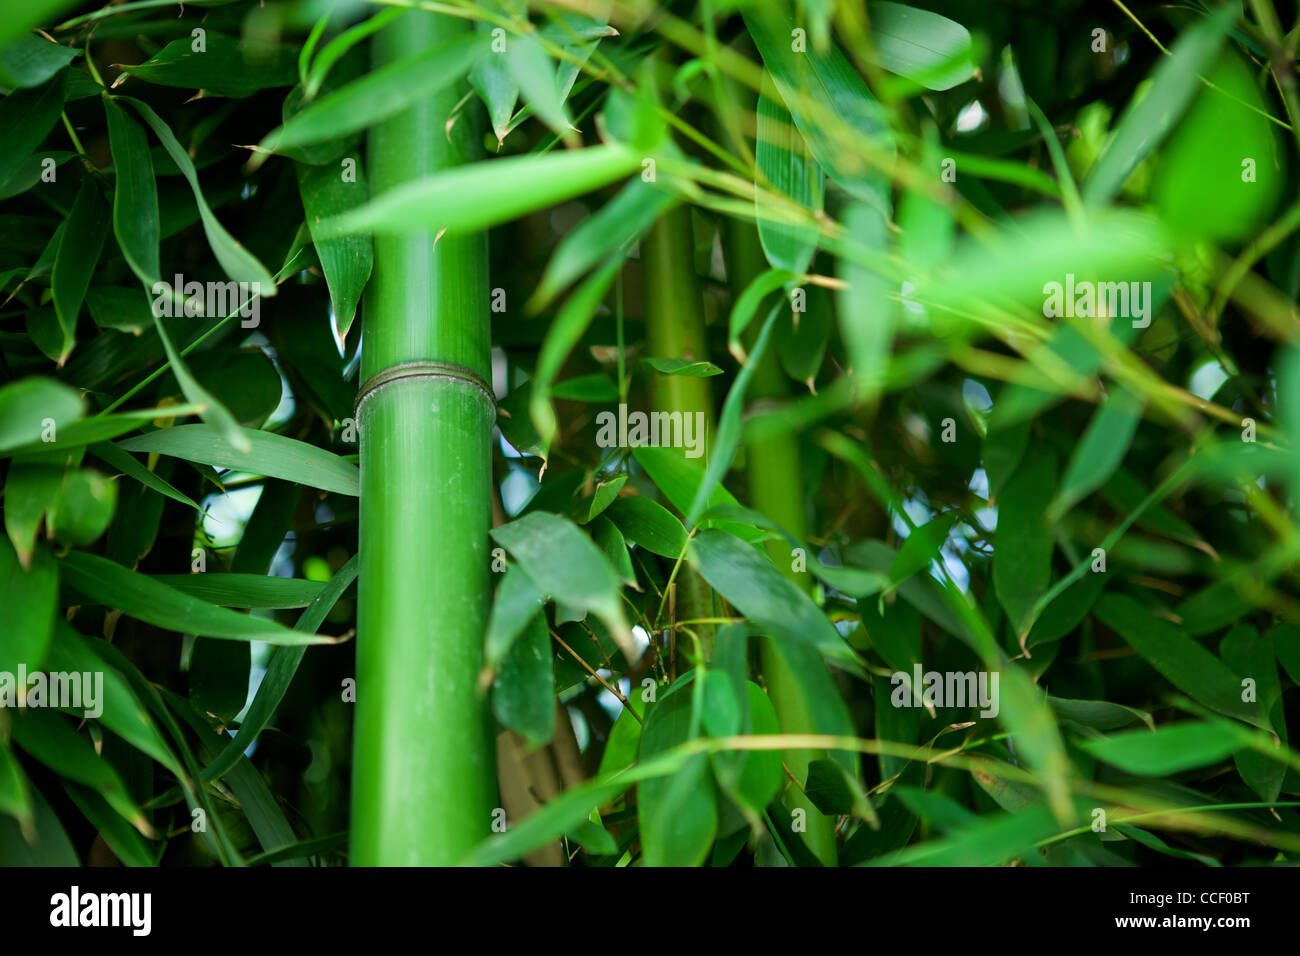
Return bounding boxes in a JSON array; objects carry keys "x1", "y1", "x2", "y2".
[{"x1": 4, "y1": 0, "x2": 1300, "y2": 870}]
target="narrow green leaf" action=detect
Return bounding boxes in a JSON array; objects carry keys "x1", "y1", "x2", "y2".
[
  {"x1": 643, "y1": 357, "x2": 723, "y2": 377},
  {"x1": 690, "y1": 528, "x2": 862, "y2": 674},
  {"x1": 1080, "y1": 721, "x2": 1243, "y2": 775},
  {"x1": 837, "y1": 200, "x2": 896, "y2": 399},
  {"x1": 103, "y1": 94, "x2": 160, "y2": 285},
  {"x1": 506, "y1": 32, "x2": 572, "y2": 139},
  {"x1": 119, "y1": 424, "x2": 360, "y2": 496},
  {"x1": 148, "y1": 573, "x2": 325, "y2": 609},
  {"x1": 317, "y1": 144, "x2": 640, "y2": 239},
  {"x1": 59, "y1": 550, "x2": 342, "y2": 646},
  {"x1": 868, "y1": 1, "x2": 976, "y2": 91},
  {"x1": 1095, "y1": 593, "x2": 1265, "y2": 728},
  {"x1": 10, "y1": 709, "x2": 145, "y2": 832},
  {"x1": 297, "y1": 157, "x2": 373, "y2": 340},
  {"x1": 303, "y1": 8, "x2": 405, "y2": 100},
  {"x1": 531, "y1": 178, "x2": 674, "y2": 309},
  {"x1": 492, "y1": 610, "x2": 556, "y2": 748},
  {"x1": 1052, "y1": 384, "x2": 1143, "y2": 517},
  {"x1": 0, "y1": 70, "x2": 65, "y2": 188},
  {"x1": 1082, "y1": 6, "x2": 1234, "y2": 206},
  {"x1": 120, "y1": 35, "x2": 297, "y2": 97},
  {"x1": 491, "y1": 511, "x2": 632, "y2": 657},
  {"x1": 254, "y1": 33, "x2": 484, "y2": 163},
  {"x1": 755, "y1": 87, "x2": 821, "y2": 274},
  {"x1": 89, "y1": 441, "x2": 199, "y2": 510},
  {"x1": 121, "y1": 97, "x2": 276, "y2": 291},
  {"x1": 993, "y1": 443, "x2": 1056, "y2": 636}
]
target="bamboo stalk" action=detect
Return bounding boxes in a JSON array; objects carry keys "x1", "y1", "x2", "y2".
[
  {"x1": 726, "y1": 217, "x2": 839, "y2": 866},
  {"x1": 643, "y1": 206, "x2": 717, "y2": 664},
  {"x1": 350, "y1": 9, "x2": 496, "y2": 865}
]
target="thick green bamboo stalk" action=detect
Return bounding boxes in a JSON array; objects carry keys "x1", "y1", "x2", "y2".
[{"x1": 350, "y1": 9, "x2": 496, "y2": 865}]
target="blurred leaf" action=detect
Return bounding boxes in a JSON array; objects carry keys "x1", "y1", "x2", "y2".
[
  {"x1": 0, "y1": 35, "x2": 78, "y2": 88},
  {"x1": 506, "y1": 32, "x2": 572, "y2": 139},
  {"x1": 993, "y1": 443, "x2": 1056, "y2": 636},
  {"x1": 1080, "y1": 720, "x2": 1242, "y2": 775},
  {"x1": 0, "y1": 70, "x2": 65, "y2": 188},
  {"x1": 1095, "y1": 593, "x2": 1265, "y2": 728},
  {"x1": 532, "y1": 178, "x2": 674, "y2": 309},
  {"x1": 755, "y1": 86, "x2": 822, "y2": 274},
  {"x1": 0, "y1": 375, "x2": 83, "y2": 456},
  {"x1": 47, "y1": 468, "x2": 116, "y2": 546},
  {"x1": 1052, "y1": 385, "x2": 1144, "y2": 517},
  {"x1": 318, "y1": 144, "x2": 639, "y2": 238},
  {"x1": 0, "y1": 538, "x2": 56, "y2": 673},
  {"x1": 868, "y1": 1, "x2": 975, "y2": 91},
  {"x1": 121, "y1": 35, "x2": 297, "y2": 97},
  {"x1": 643, "y1": 357, "x2": 723, "y2": 378},
  {"x1": 1082, "y1": 6, "x2": 1234, "y2": 206}
]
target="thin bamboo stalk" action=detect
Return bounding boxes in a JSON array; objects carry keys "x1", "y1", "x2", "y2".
[
  {"x1": 643, "y1": 206, "x2": 717, "y2": 664},
  {"x1": 350, "y1": 9, "x2": 496, "y2": 865},
  {"x1": 726, "y1": 217, "x2": 839, "y2": 866}
]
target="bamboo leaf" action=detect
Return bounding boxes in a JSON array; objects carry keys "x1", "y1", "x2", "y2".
[
  {"x1": 483, "y1": 564, "x2": 546, "y2": 677},
  {"x1": 1082, "y1": 6, "x2": 1234, "y2": 206},
  {"x1": 0, "y1": 376, "x2": 83, "y2": 456},
  {"x1": 637, "y1": 683, "x2": 717, "y2": 867},
  {"x1": 506, "y1": 31, "x2": 572, "y2": 139},
  {"x1": 0, "y1": 538, "x2": 56, "y2": 673},
  {"x1": 837, "y1": 201, "x2": 896, "y2": 399},
  {"x1": 119, "y1": 424, "x2": 360, "y2": 496},
  {"x1": 1080, "y1": 721, "x2": 1243, "y2": 775},
  {"x1": 121, "y1": 96, "x2": 276, "y2": 291},
  {"x1": 690, "y1": 528, "x2": 863, "y2": 675},
  {"x1": 318, "y1": 144, "x2": 640, "y2": 239},
  {"x1": 10, "y1": 709, "x2": 145, "y2": 833},
  {"x1": 297, "y1": 157, "x2": 373, "y2": 341},
  {"x1": 0, "y1": 69, "x2": 65, "y2": 188},
  {"x1": 993, "y1": 443, "x2": 1056, "y2": 636},
  {"x1": 253, "y1": 33, "x2": 484, "y2": 163},
  {"x1": 756, "y1": 86, "x2": 822, "y2": 274},
  {"x1": 1095, "y1": 593, "x2": 1265, "y2": 728},
  {"x1": 120, "y1": 35, "x2": 297, "y2": 97},
  {"x1": 1052, "y1": 384, "x2": 1143, "y2": 517},
  {"x1": 642, "y1": 357, "x2": 723, "y2": 378},
  {"x1": 147, "y1": 573, "x2": 325, "y2": 609},
  {"x1": 492, "y1": 609, "x2": 555, "y2": 748},
  {"x1": 103, "y1": 94, "x2": 160, "y2": 286},
  {"x1": 868, "y1": 1, "x2": 976, "y2": 91},
  {"x1": 531, "y1": 177, "x2": 674, "y2": 310},
  {"x1": 0, "y1": 35, "x2": 79, "y2": 88},
  {"x1": 605, "y1": 496, "x2": 687, "y2": 558},
  {"x1": 491, "y1": 511, "x2": 632, "y2": 657},
  {"x1": 59, "y1": 549, "x2": 342, "y2": 645}
]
